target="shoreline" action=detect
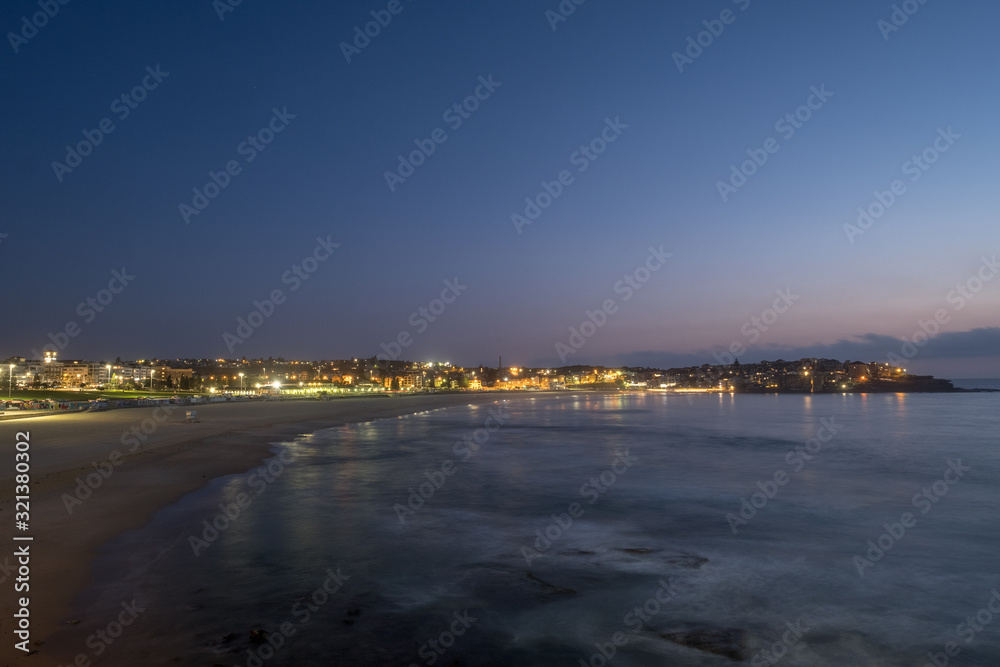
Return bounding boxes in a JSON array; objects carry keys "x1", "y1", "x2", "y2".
[{"x1": 0, "y1": 393, "x2": 518, "y2": 666}]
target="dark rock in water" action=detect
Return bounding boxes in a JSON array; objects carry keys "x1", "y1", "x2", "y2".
[
  {"x1": 249, "y1": 628, "x2": 269, "y2": 644},
  {"x1": 660, "y1": 625, "x2": 750, "y2": 660},
  {"x1": 526, "y1": 572, "x2": 577, "y2": 595},
  {"x1": 664, "y1": 552, "x2": 709, "y2": 569},
  {"x1": 457, "y1": 567, "x2": 577, "y2": 605},
  {"x1": 613, "y1": 547, "x2": 709, "y2": 568}
]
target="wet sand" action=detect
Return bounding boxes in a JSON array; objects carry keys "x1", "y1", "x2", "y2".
[{"x1": 0, "y1": 393, "x2": 512, "y2": 666}]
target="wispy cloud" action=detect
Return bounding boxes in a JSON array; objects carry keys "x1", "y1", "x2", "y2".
[{"x1": 611, "y1": 327, "x2": 1000, "y2": 368}]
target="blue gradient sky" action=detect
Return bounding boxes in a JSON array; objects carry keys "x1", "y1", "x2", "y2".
[{"x1": 1, "y1": 0, "x2": 998, "y2": 376}]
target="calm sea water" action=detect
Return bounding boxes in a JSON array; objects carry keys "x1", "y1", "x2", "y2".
[
  {"x1": 61, "y1": 391, "x2": 1000, "y2": 666},
  {"x1": 951, "y1": 378, "x2": 1000, "y2": 390}
]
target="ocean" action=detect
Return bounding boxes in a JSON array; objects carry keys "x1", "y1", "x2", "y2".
[
  {"x1": 951, "y1": 378, "x2": 1000, "y2": 391},
  {"x1": 59, "y1": 390, "x2": 1000, "y2": 665}
]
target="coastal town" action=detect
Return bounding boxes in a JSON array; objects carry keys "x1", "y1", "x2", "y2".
[{"x1": 0, "y1": 351, "x2": 963, "y2": 408}]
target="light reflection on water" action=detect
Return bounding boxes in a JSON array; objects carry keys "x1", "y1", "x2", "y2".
[{"x1": 63, "y1": 392, "x2": 1000, "y2": 666}]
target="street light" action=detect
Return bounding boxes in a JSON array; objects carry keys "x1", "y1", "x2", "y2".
[
  {"x1": 239, "y1": 373, "x2": 244, "y2": 394},
  {"x1": 8, "y1": 364, "x2": 13, "y2": 398},
  {"x1": 106, "y1": 365, "x2": 112, "y2": 390}
]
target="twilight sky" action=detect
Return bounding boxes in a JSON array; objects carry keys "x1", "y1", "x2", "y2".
[{"x1": 2, "y1": 0, "x2": 998, "y2": 377}]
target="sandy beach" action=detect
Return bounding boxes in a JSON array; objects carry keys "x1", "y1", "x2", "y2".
[{"x1": 0, "y1": 393, "x2": 516, "y2": 666}]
